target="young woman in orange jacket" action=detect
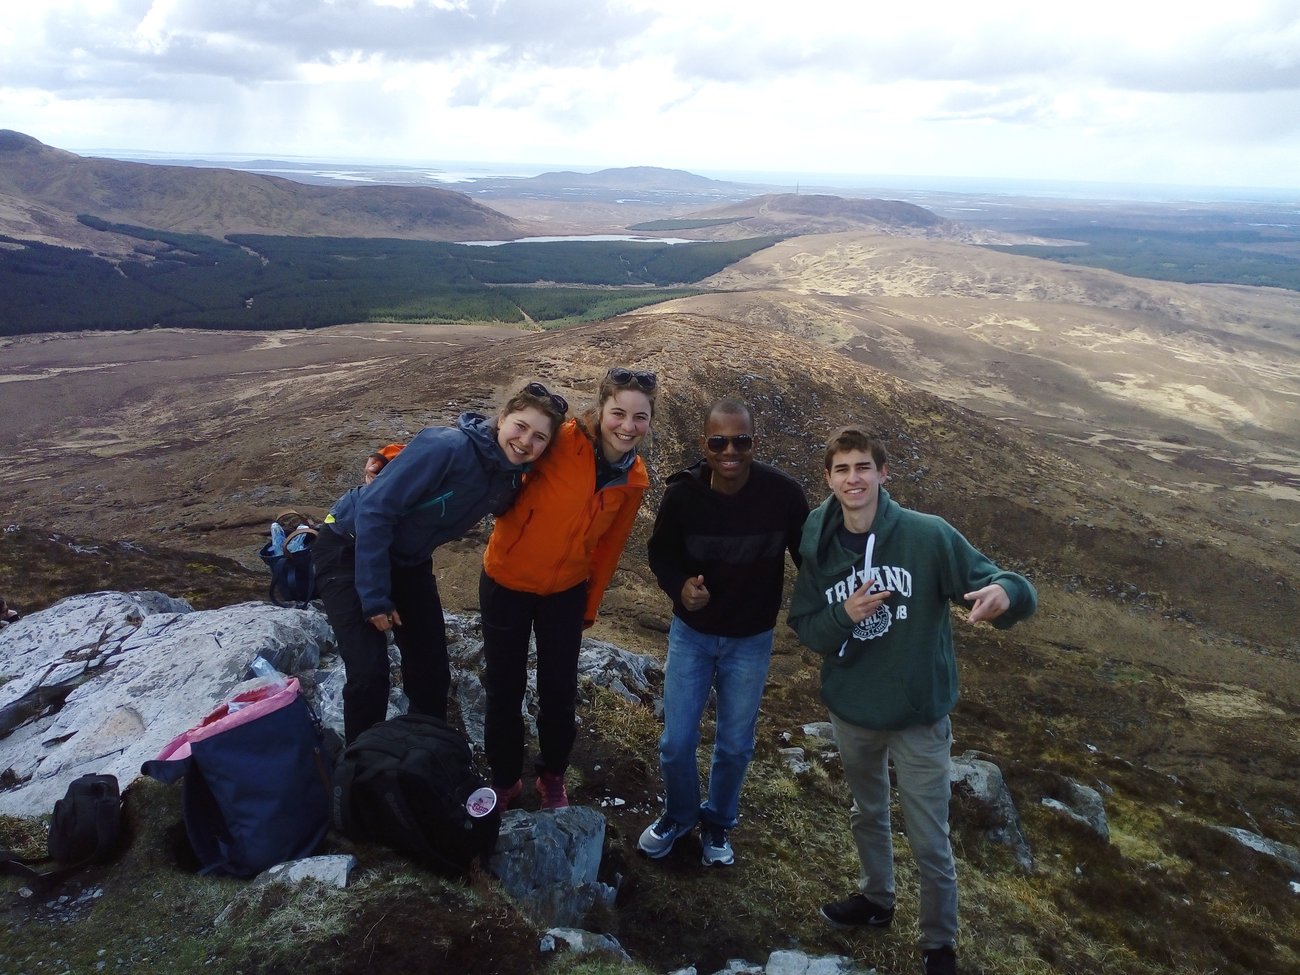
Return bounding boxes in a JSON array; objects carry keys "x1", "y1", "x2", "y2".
[{"x1": 480, "y1": 367, "x2": 657, "y2": 809}]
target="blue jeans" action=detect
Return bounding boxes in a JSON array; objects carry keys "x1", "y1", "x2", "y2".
[{"x1": 658, "y1": 617, "x2": 774, "y2": 829}]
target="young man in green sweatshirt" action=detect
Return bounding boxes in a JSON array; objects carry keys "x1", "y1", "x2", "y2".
[{"x1": 788, "y1": 426, "x2": 1037, "y2": 975}]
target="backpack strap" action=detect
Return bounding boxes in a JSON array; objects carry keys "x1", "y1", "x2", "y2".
[
  {"x1": 376, "y1": 762, "x2": 462, "y2": 876},
  {"x1": 0, "y1": 851, "x2": 92, "y2": 888},
  {"x1": 0, "y1": 849, "x2": 42, "y2": 882},
  {"x1": 331, "y1": 755, "x2": 358, "y2": 837}
]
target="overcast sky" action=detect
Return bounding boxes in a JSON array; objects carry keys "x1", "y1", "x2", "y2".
[{"x1": 3, "y1": 0, "x2": 1299, "y2": 191}]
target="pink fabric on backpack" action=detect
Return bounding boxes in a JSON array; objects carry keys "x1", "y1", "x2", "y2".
[{"x1": 152, "y1": 678, "x2": 302, "y2": 762}]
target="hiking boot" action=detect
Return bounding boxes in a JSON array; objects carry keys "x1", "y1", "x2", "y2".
[
  {"x1": 922, "y1": 945, "x2": 957, "y2": 975},
  {"x1": 495, "y1": 779, "x2": 523, "y2": 811},
  {"x1": 699, "y1": 822, "x2": 735, "y2": 867},
  {"x1": 637, "y1": 814, "x2": 693, "y2": 859},
  {"x1": 819, "y1": 892, "x2": 895, "y2": 930},
  {"x1": 535, "y1": 770, "x2": 569, "y2": 809}
]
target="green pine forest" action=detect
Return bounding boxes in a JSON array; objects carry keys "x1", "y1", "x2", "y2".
[
  {"x1": 0, "y1": 218, "x2": 784, "y2": 335},
  {"x1": 984, "y1": 225, "x2": 1300, "y2": 291}
]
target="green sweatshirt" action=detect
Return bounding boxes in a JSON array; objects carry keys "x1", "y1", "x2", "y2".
[{"x1": 788, "y1": 488, "x2": 1037, "y2": 730}]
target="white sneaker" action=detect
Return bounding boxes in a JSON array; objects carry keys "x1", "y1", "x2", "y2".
[
  {"x1": 699, "y1": 823, "x2": 735, "y2": 867},
  {"x1": 638, "y1": 814, "x2": 693, "y2": 859}
]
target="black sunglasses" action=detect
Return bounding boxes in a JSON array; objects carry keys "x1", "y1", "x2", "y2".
[
  {"x1": 706, "y1": 434, "x2": 754, "y2": 453},
  {"x1": 524, "y1": 381, "x2": 568, "y2": 415},
  {"x1": 606, "y1": 368, "x2": 657, "y2": 391}
]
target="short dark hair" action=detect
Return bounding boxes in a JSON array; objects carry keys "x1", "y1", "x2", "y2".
[
  {"x1": 706, "y1": 398, "x2": 752, "y2": 431},
  {"x1": 823, "y1": 426, "x2": 888, "y2": 471}
]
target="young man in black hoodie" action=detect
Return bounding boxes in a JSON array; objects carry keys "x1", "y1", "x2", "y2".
[
  {"x1": 789, "y1": 426, "x2": 1037, "y2": 975},
  {"x1": 638, "y1": 399, "x2": 809, "y2": 866}
]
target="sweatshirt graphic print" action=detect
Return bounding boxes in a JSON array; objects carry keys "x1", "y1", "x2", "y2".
[{"x1": 788, "y1": 488, "x2": 1036, "y2": 730}]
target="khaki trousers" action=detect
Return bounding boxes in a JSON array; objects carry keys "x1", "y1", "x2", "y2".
[{"x1": 829, "y1": 712, "x2": 958, "y2": 950}]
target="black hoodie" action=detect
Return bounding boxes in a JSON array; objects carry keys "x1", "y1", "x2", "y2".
[{"x1": 647, "y1": 460, "x2": 809, "y2": 637}]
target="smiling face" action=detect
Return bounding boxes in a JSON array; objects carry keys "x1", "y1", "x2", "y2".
[
  {"x1": 496, "y1": 405, "x2": 555, "y2": 465},
  {"x1": 598, "y1": 388, "x2": 652, "y2": 462},
  {"x1": 825, "y1": 448, "x2": 889, "y2": 530},
  {"x1": 701, "y1": 408, "x2": 755, "y2": 494}
]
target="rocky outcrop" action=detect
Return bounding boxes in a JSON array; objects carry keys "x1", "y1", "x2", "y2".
[
  {"x1": 0, "y1": 591, "x2": 334, "y2": 815},
  {"x1": 1216, "y1": 826, "x2": 1300, "y2": 873},
  {"x1": 1, "y1": 592, "x2": 664, "y2": 818},
  {"x1": 489, "y1": 806, "x2": 616, "y2": 928},
  {"x1": 950, "y1": 751, "x2": 1035, "y2": 871},
  {"x1": 1040, "y1": 778, "x2": 1110, "y2": 842}
]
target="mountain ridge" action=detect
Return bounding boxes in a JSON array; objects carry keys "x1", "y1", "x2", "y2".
[{"x1": 0, "y1": 130, "x2": 527, "y2": 244}]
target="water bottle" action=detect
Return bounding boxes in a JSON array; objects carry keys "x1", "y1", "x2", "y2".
[
  {"x1": 248, "y1": 655, "x2": 288, "y2": 688},
  {"x1": 270, "y1": 522, "x2": 287, "y2": 555}
]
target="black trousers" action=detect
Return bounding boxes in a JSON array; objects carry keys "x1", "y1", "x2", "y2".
[
  {"x1": 479, "y1": 570, "x2": 586, "y2": 787},
  {"x1": 313, "y1": 527, "x2": 449, "y2": 743}
]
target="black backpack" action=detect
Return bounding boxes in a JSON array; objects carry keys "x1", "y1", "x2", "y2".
[
  {"x1": 258, "y1": 511, "x2": 319, "y2": 607},
  {"x1": 1, "y1": 774, "x2": 124, "y2": 886},
  {"x1": 48, "y1": 773, "x2": 123, "y2": 864},
  {"x1": 332, "y1": 714, "x2": 500, "y2": 876}
]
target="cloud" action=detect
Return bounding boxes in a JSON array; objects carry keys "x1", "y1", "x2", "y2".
[{"x1": 3, "y1": 0, "x2": 1300, "y2": 187}]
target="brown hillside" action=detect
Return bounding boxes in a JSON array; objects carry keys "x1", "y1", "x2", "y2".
[
  {"x1": 0, "y1": 130, "x2": 527, "y2": 244},
  {"x1": 670, "y1": 193, "x2": 1024, "y2": 244},
  {"x1": 642, "y1": 235, "x2": 1300, "y2": 482},
  {"x1": 2, "y1": 314, "x2": 1298, "y2": 974},
  {"x1": 1, "y1": 313, "x2": 1293, "y2": 669}
]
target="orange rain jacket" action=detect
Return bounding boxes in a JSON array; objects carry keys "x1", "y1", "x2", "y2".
[{"x1": 483, "y1": 418, "x2": 649, "y2": 625}]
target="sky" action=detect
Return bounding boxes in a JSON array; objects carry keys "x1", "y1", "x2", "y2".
[{"x1": 3, "y1": 0, "x2": 1300, "y2": 191}]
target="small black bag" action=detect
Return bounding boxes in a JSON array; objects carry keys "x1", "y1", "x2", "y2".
[
  {"x1": 0, "y1": 773, "x2": 123, "y2": 886},
  {"x1": 48, "y1": 773, "x2": 123, "y2": 864},
  {"x1": 332, "y1": 714, "x2": 500, "y2": 876}
]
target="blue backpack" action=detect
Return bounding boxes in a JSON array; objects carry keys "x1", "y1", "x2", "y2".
[
  {"x1": 258, "y1": 512, "x2": 318, "y2": 607},
  {"x1": 142, "y1": 676, "x2": 332, "y2": 878}
]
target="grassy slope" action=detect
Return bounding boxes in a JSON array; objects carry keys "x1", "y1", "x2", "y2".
[{"x1": 2, "y1": 533, "x2": 1297, "y2": 975}]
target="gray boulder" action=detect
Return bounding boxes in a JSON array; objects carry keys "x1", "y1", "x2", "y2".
[
  {"x1": 1040, "y1": 779, "x2": 1110, "y2": 841},
  {"x1": 577, "y1": 639, "x2": 663, "y2": 702},
  {"x1": 488, "y1": 806, "x2": 616, "y2": 928},
  {"x1": 540, "y1": 927, "x2": 631, "y2": 961},
  {"x1": 257, "y1": 854, "x2": 357, "y2": 890},
  {"x1": 764, "y1": 951, "x2": 875, "y2": 975},
  {"x1": 778, "y1": 747, "x2": 812, "y2": 775},
  {"x1": 0, "y1": 592, "x2": 335, "y2": 816},
  {"x1": 1216, "y1": 826, "x2": 1300, "y2": 873},
  {"x1": 950, "y1": 751, "x2": 1034, "y2": 871},
  {"x1": 214, "y1": 855, "x2": 358, "y2": 926},
  {"x1": 800, "y1": 722, "x2": 838, "y2": 755}
]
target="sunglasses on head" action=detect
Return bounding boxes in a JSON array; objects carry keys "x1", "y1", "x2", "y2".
[
  {"x1": 606, "y1": 368, "x2": 657, "y2": 391},
  {"x1": 524, "y1": 381, "x2": 568, "y2": 415},
  {"x1": 706, "y1": 434, "x2": 754, "y2": 453}
]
